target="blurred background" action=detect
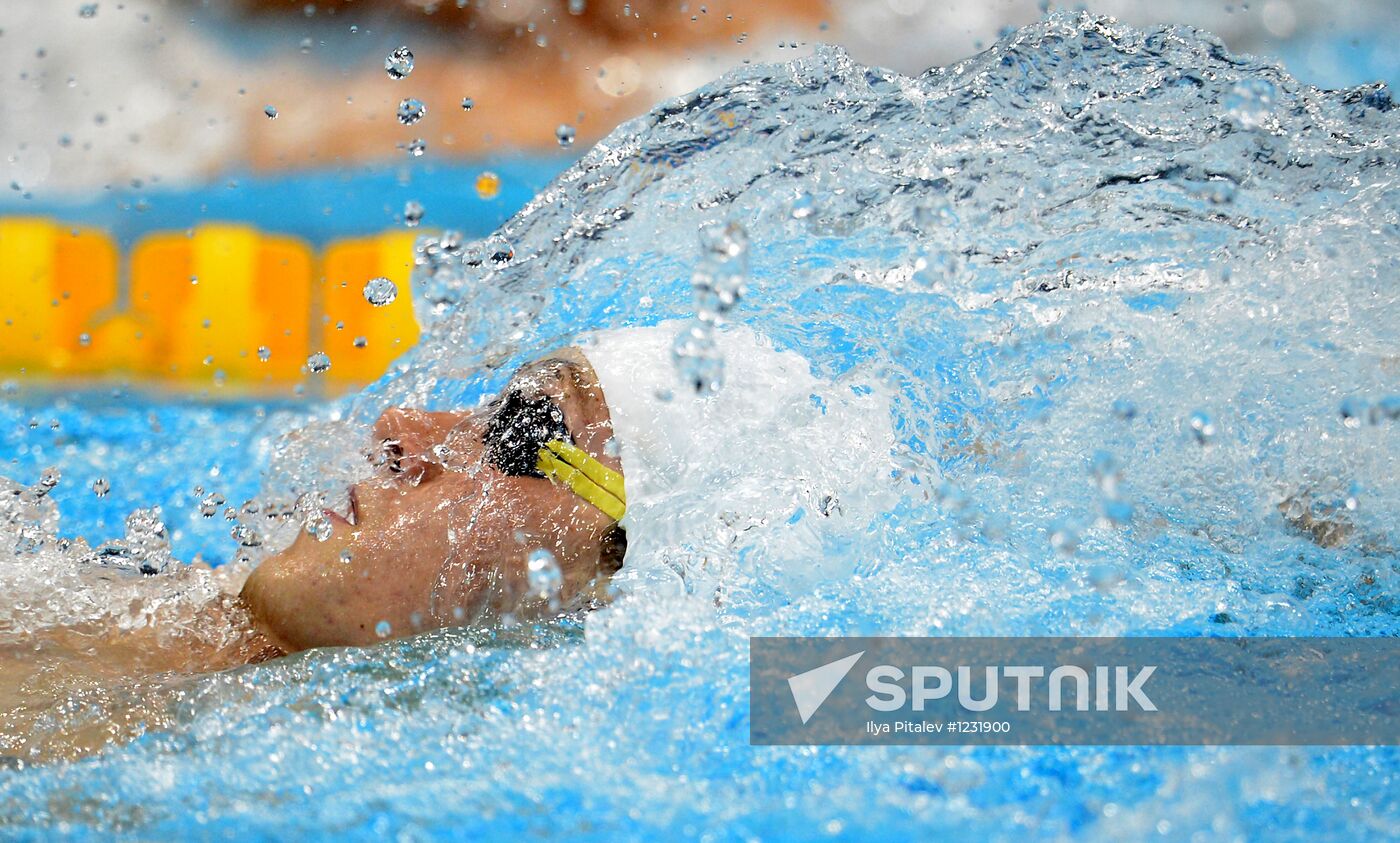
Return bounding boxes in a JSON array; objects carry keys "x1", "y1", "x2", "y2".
[
  {"x1": 0, "y1": 0, "x2": 1397, "y2": 391},
  {"x1": 5, "y1": 0, "x2": 1397, "y2": 198}
]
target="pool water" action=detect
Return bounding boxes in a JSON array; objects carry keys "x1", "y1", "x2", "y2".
[
  {"x1": 0, "y1": 159, "x2": 568, "y2": 251},
  {"x1": 2, "y1": 12, "x2": 1399, "y2": 839}
]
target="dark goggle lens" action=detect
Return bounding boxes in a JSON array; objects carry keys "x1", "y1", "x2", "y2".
[{"x1": 482, "y1": 389, "x2": 569, "y2": 477}]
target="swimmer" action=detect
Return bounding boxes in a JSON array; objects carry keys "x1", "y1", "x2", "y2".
[{"x1": 2, "y1": 320, "x2": 880, "y2": 760}]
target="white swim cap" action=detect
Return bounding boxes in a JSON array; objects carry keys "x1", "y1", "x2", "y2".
[{"x1": 581, "y1": 320, "x2": 895, "y2": 597}]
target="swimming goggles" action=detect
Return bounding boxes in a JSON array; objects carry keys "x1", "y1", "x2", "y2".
[{"x1": 481, "y1": 388, "x2": 627, "y2": 521}]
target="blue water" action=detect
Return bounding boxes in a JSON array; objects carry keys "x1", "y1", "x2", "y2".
[
  {"x1": 0, "y1": 158, "x2": 568, "y2": 247},
  {"x1": 3, "y1": 13, "x2": 1400, "y2": 840}
]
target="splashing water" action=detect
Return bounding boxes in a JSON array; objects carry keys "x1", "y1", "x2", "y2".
[
  {"x1": 2, "y1": 13, "x2": 1399, "y2": 838},
  {"x1": 396, "y1": 98, "x2": 426, "y2": 126},
  {"x1": 304, "y1": 351, "x2": 331, "y2": 374},
  {"x1": 525, "y1": 548, "x2": 563, "y2": 609},
  {"x1": 384, "y1": 46, "x2": 414, "y2": 80},
  {"x1": 363, "y1": 276, "x2": 399, "y2": 306}
]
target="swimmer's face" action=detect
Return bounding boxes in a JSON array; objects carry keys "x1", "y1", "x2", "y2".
[{"x1": 240, "y1": 349, "x2": 624, "y2": 652}]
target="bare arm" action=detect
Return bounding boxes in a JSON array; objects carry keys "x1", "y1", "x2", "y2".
[{"x1": 0, "y1": 591, "x2": 280, "y2": 764}]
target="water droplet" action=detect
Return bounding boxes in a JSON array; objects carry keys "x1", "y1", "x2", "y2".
[
  {"x1": 200, "y1": 492, "x2": 225, "y2": 517},
  {"x1": 124, "y1": 507, "x2": 171, "y2": 574},
  {"x1": 299, "y1": 36, "x2": 313, "y2": 53},
  {"x1": 92, "y1": 477, "x2": 110, "y2": 497},
  {"x1": 306, "y1": 351, "x2": 331, "y2": 374},
  {"x1": 1111, "y1": 398, "x2": 1138, "y2": 420},
  {"x1": 375, "y1": 620, "x2": 392, "y2": 638},
  {"x1": 385, "y1": 46, "x2": 414, "y2": 80},
  {"x1": 32, "y1": 467, "x2": 61, "y2": 498},
  {"x1": 264, "y1": 105, "x2": 278, "y2": 119},
  {"x1": 1187, "y1": 410, "x2": 1216, "y2": 444},
  {"x1": 677, "y1": 223, "x2": 747, "y2": 390},
  {"x1": 460, "y1": 97, "x2": 474, "y2": 111},
  {"x1": 257, "y1": 346, "x2": 271, "y2": 362},
  {"x1": 397, "y1": 98, "x2": 426, "y2": 126},
  {"x1": 78, "y1": 4, "x2": 98, "y2": 18},
  {"x1": 78, "y1": 332, "x2": 91, "y2": 347},
  {"x1": 306, "y1": 512, "x2": 333, "y2": 541},
  {"x1": 555, "y1": 123, "x2": 576, "y2": 147},
  {"x1": 403, "y1": 138, "x2": 427, "y2": 157},
  {"x1": 363, "y1": 277, "x2": 398, "y2": 306},
  {"x1": 403, "y1": 200, "x2": 424, "y2": 227},
  {"x1": 526, "y1": 548, "x2": 563, "y2": 606},
  {"x1": 483, "y1": 236, "x2": 515, "y2": 264},
  {"x1": 339, "y1": 549, "x2": 353, "y2": 564},
  {"x1": 672, "y1": 322, "x2": 724, "y2": 397},
  {"x1": 352, "y1": 336, "x2": 368, "y2": 348},
  {"x1": 568, "y1": 0, "x2": 586, "y2": 13},
  {"x1": 475, "y1": 171, "x2": 501, "y2": 199}
]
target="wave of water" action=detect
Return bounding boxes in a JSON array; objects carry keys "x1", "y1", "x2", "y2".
[{"x1": 1, "y1": 12, "x2": 1398, "y2": 839}]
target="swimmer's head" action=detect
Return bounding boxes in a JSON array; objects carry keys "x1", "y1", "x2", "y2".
[{"x1": 240, "y1": 348, "x2": 626, "y2": 652}]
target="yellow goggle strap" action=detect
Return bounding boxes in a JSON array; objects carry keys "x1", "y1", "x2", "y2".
[{"x1": 536, "y1": 439, "x2": 627, "y2": 522}]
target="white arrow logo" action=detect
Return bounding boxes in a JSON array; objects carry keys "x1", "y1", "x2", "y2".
[{"x1": 787, "y1": 651, "x2": 865, "y2": 724}]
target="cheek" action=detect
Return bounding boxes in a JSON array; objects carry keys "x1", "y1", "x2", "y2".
[
  {"x1": 245, "y1": 482, "x2": 541, "y2": 649},
  {"x1": 347, "y1": 527, "x2": 446, "y2": 607},
  {"x1": 332, "y1": 506, "x2": 482, "y2": 640},
  {"x1": 242, "y1": 525, "x2": 442, "y2": 650}
]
